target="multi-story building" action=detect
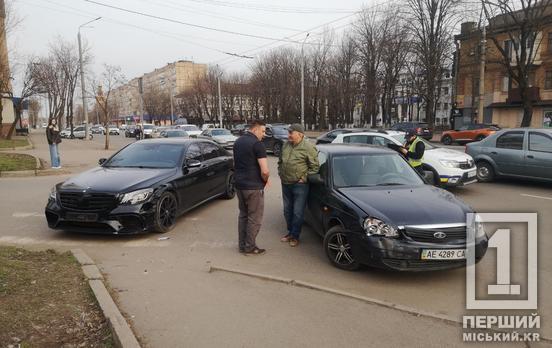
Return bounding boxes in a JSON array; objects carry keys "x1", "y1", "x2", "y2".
[
  {"x1": 455, "y1": 14, "x2": 552, "y2": 128},
  {"x1": 111, "y1": 60, "x2": 207, "y2": 123}
]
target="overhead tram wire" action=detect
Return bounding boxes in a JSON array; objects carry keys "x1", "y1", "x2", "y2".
[
  {"x1": 183, "y1": 0, "x2": 357, "y2": 14},
  {"x1": 85, "y1": 0, "x2": 344, "y2": 45}
]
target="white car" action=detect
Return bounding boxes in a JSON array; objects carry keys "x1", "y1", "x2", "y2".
[
  {"x1": 72, "y1": 125, "x2": 92, "y2": 139},
  {"x1": 199, "y1": 128, "x2": 237, "y2": 149},
  {"x1": 201, "y1": 123, "x2": 216, "y2": 131},
  {"x1": 175, "y1": 124, "x2": 202, "y2": 137},
  {"x1": 60, "y1": 128, "x2": 71, "y2": 138},
  {"x1": 142, "y1": 124, "x2": 155, "y2": 138},
  {"x1": 332, "y1": 131, "x2": 477, "y2": 187},
  {"x1": 108, "y1": 126, "x2": 120, "y2": 135}
]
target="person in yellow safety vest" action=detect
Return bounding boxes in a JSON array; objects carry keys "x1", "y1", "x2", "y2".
[{"x1": 400, "y1": 129, "x2": 425, "y2": 175}]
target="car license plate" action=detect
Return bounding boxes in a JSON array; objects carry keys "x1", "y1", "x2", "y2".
[
  {"x1": 468, "y1": 170, "x2": 477, "y2": 178},
  {"x1": 421, "y1": 249, "x2": 466, "y2": 260},
  {"x1": 66, "y1": 212, "x2": 98, "y2": 222}
]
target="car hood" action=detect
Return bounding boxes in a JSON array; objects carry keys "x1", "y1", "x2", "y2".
[
  {"x1": 338, "y1": 185, "x2": 471, "y2": 226},
  {"x1": 426, "y1": 147, "x2": 473, "y2": 161},
  {"x1": 59, "y1": 166, "x2": 177, "y2": 193},
  {"x1": 213, "y1": 135, "x2": 237, "y2": 142}
]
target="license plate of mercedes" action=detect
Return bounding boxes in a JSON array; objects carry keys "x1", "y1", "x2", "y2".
[
  {"x1": 66, "y1": 212, "x2": 98, "y2": 222},
  {"x1": 421, "y1": 249, "x2": 466, "y2": 260}
]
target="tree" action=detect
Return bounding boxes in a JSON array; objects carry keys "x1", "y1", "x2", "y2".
[
  {"x1": 28, "y1": 98, "x2": 40, "y2": 128},
  {"x1": 90, "y1": 64, "x2": 124, "y2": 150},
  {"x1": 142, "y1": 85, "x2": 171, "y2": 123},
  {"x1": 407, "y1": 0, "x2": 459, "y2": 127},
  {"x1": 482, "y1": 0, "x2": 552, "y2": 127}
]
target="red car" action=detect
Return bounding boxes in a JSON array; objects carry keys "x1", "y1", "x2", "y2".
[{"x1": 441, "y1": 124, "x2": 500, "y2": 145}]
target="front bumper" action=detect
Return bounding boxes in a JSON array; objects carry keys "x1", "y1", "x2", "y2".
[
  {"x1": 348, "y1": 232, "x2": 488, "y2": 271},
  {"x1": 45, "y1": 197, "x2": 155, "y2": 234},
  {"x1": 439, "y1": 169, "x2": 478, "y2": 187}
]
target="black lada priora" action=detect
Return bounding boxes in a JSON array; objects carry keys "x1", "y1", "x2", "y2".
[{"x1": 306, "y1": 145, "x2": 488, "y2": 271}]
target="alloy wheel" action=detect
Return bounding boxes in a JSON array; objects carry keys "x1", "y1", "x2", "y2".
[
  {"x1": 326, "y1": 232, "x2": 355, "y2": 266},
  {"x1": 158, "y1": 195, "x2": 177, "y2": 229}
]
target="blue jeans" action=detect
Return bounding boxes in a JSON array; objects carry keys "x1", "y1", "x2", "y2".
[
  {"x1": 49, "y1": 144, "x2": 60, "y2": 168},
  {"x1": 282, "y1": 183, "x2": 309, "y2": 240}
]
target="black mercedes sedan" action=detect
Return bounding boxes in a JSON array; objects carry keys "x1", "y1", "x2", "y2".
[
  {"x1": 306, "y1": 145, "x2": 488, "y2": 271},
  {"x1": 45, "y1": 139, "x2": 235, "y2": 234}
]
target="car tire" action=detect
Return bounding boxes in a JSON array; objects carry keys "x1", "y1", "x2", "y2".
[
  {"x1": 222, "y1": 172, "x2": 236, "y2": 199},
  {"x1": 324, "y1": 226, "x2": 360, "y2": 271},
  {"x1": 441, "y1": 135, "x2": 453, "y2": 145},
  {"x1": 476, "y1": 161, "x2": 495, "y2": 182},
  {"x1": 153, "y1": 191, "x2": 178, "y2": 233},
  {"x1": 273, "y1": 142, "x2": 282, "y2": 157},
  {"x1": 475, "y1": 134, "x2": 486, "y2": 141}
]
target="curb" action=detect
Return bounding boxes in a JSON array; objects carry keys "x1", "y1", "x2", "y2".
[
  {"x1": 0, "y1": 155, "x2": 70, "y2": 178},
  {"x1": 71, "y1": 249, "x2": 141, "y2": 348},
  {"x1": 0, "y1": 137, "x2": 34, "y2": 151},
  {"x1": 208, "y1": 264, "x2": 552, "y2": 343}
]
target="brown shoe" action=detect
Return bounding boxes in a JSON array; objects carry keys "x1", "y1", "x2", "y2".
[
  {"x1": 280, "y1": 234, "x2": 292, "y2": 242},
  {"x1": 289, "y1": 239, "x2": 299, "y2": 247}
]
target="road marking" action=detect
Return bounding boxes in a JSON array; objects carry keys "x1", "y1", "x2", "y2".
[
  {"x1": 520, "y1": 193, "x2": 552, "y2": 201},
  {"x1": 12, "y1": 212, "x2": 43, "y2": 218}
]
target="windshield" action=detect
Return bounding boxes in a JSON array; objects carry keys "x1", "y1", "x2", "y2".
[
  {"x1": 105, "y1": 143, "x2": 184, "y2": 168},
  {"x1": 390, "y1": 134, "x2": 435, "y2": 150},
  {"x1": 212, "y1": 129, "x2": 231, "y2": 136},
  {"x1": 167, "y1": 130, "x2": 188, "y2": 137},
  {"x1": 182, "y1": 125, "x2": 199, "y2": 131},
  {"x1": 143, "y1": 124, "x2": 154, "y2": 130},
  {"x1": 332, "y1": 153, "x2": 424, "y2": 187},
  {"x1": 273, "y1": 127, "x2": 289, "y2": 136}
]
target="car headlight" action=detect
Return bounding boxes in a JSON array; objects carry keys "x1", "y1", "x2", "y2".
[
  {"x1": 49, "y1": 185, "x2": 57, "y2": 200},
  {"x1": 363, "y1": 217, "x2": 399, "y2": 238},
  {"x1": 439, "y1": 159, "x2": 462, "y2": 168},
  {"x1": 119, "y1": 188, "x2": 153, "y2": 205}
]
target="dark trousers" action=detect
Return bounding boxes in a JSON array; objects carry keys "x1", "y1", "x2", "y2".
[
  {"x1": 237, "y1": 189, "x2": 264, "y2": 252},
  {"x1": 282, "y1": 183, "x2": 309, "y2": 240}
]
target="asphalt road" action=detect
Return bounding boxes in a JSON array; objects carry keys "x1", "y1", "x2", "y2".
[{"x1": 0, "y1": 132, "x2": 550, "y2": 347}]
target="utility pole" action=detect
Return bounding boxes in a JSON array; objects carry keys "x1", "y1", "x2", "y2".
[
  {"x1": 78, "y1": 17, "x2": 101, "y2": 140},
  {"x1": 217, "y1": 76, "x2": 223, "y2": 128},
  {"x1": 477, "y1": 25, "x2": 486, "y2": 124},
  {"x1": 301, "y1": 33, "x2": 309, "y2": 128}
]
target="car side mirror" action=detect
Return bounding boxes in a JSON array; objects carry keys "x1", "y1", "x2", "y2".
[
  {"x1": 308, "y1": 173, "x2": 325, "y2": 185},
  {"x1": 186, "y1": 159, "x2": 202, "y2": 168},
  {"x1": 99, "y1": 158, "x2": 107, "y2": 165},
  {"x1": 423, "y1": 170, "x2": 435, "y2": 184}
]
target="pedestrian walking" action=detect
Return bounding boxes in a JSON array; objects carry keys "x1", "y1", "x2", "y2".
[
  {"x1": 134, "y1": 124, "x2": 142, "y2": 140},
  {"x1": 400, "y1": 129, "x2": 425, "y2": 175},
  {"x1": 46, "y1": 118, "x2": 62, "y2": 169},
  {"x1": 233, "y1": 119, "x2": 270, "y2": 255},
  {"x1": 278, "y1": 124, "x2": 319, "y2": 247}
]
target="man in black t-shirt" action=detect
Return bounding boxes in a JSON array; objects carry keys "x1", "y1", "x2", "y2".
[{"x1": 233, "y1": 120, "x2": 270, "y2": 255}]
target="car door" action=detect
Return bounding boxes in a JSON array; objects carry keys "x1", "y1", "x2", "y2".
[
  {"x1": 526, "y1": 131, "x2": 552, "y2": 180},
  {"x1": 492, "y1": 131, "x2": 526, "y2": 176},
  {"x1": 454, "y1": 126, "x2": 470, "y2": 141},
  {"x1": 199, "y1": 141, "x2": 228, "y2": 196},
  {"x1": 174, "y1": 143, "x2": 209, "y2": 211},
  {"x1": 306, "y1": 152, "x2": 329, "y2": 235}
]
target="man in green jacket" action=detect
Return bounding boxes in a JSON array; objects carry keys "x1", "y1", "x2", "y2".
[{"x1": 278, "y1": 124, "x2": 319, "y2": 247}]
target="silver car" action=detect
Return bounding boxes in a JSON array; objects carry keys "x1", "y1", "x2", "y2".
[
  {"x1": 466, "y1": 128, "x2": 552, "y2": 182},
  {"x1": 199, "y1": 128, "x2": 237, "y2": 149}
]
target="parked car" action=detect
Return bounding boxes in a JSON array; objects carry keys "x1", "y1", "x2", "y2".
[
  {"x1": 162, "y1": 129, "x2": 189, "y2": 138},
  {"x1": 45, "y1": 139, "x2": 236, "y2": 234},
  {"x1": 231, "y1": 123, "x2": 249, "y2": 136},
  {"x1": 305, "y1": 144, "x2": 488, "y2": 271},
  {"x1": 466, "y1": 128, "x2": 552, "y2": 183},
  {"x1": 175, "y1": 124, "x2": 202, "y2": 137},
  {"x1": 199, "y1": 128, "x2": 237, "y2": 149},
  {"x1": 142, "y1": 124, "x2": 155, "y2": 138},
  {"x1": 332, "y1": 131, "x2": 478, "y2": 187},
  {"x1": 72, "y1": 125, "x2": 93, "y2": 140},
  {"x1": 90, "y1": 125, "x2": 105, "y2": 135},
  {"x1": 201, "y1": 123, "x2": 216, "y2": 131},
  {"x1": 152, "y1": 126, "x2": 168, "y2": 138},
  {"x1": 390, "y1": 122, "x2": 433, "y2": 140},
  {"x1": 120, "y1": 124, "x2": 128, "y2": 130},
  {"x1": 108, "y1": 125, "x2": 120, "y2": 135},
  {"x1": 262, "y1": 125, "x2": 289, "y2": 156},
  {"x1": 125, "y1": 125, "x2": 136, "y2": 137},
  {"x1": 316, "y1": 128, "x2": 372, "y2": 144},
  {"x1": 441, "y1": 124, "x2": 500, "y2": 145},
  {"x1": 60, "y1": 128, "x2": 71, "y2": 138}
]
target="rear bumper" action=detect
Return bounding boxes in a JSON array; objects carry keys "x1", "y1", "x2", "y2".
[{"x1": 45, "y1": 198, "x2": 155, "y2": 234}]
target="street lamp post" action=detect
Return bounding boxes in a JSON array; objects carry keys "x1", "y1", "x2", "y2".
[
  {"x1": 78, "y1": 16, "x2": 101, "y2": 141},
  {"x1": 216, "y1": 65, "x2": 223, "y2": 128},
  {"x1": 300, "y1": 33, "x2": 309, "y2": 129}
]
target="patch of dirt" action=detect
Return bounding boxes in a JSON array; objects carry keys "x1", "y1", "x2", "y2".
[{"x1": 0, "y1": 247, "x2": 113, "y2": 347}]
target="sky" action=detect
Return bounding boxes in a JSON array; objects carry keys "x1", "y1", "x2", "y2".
[{"x1": 8, "y1": 0, "x2": 383, "y2": 83}]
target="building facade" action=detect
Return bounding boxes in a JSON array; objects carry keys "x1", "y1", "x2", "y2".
[
  {"x1": 111, "y1": 60, "x2": 207, "y2": 123},
  {"x1": 455, "y1": 16, "x2": 552, "y2": 129}
]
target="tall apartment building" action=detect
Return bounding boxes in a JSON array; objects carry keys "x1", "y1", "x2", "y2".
[
  {"x1": 455, "y1": 13, "x2": 552, "y2": 128},
  {"x1": 111, "y1": 60, "x2": 207, "y2": 122}
]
